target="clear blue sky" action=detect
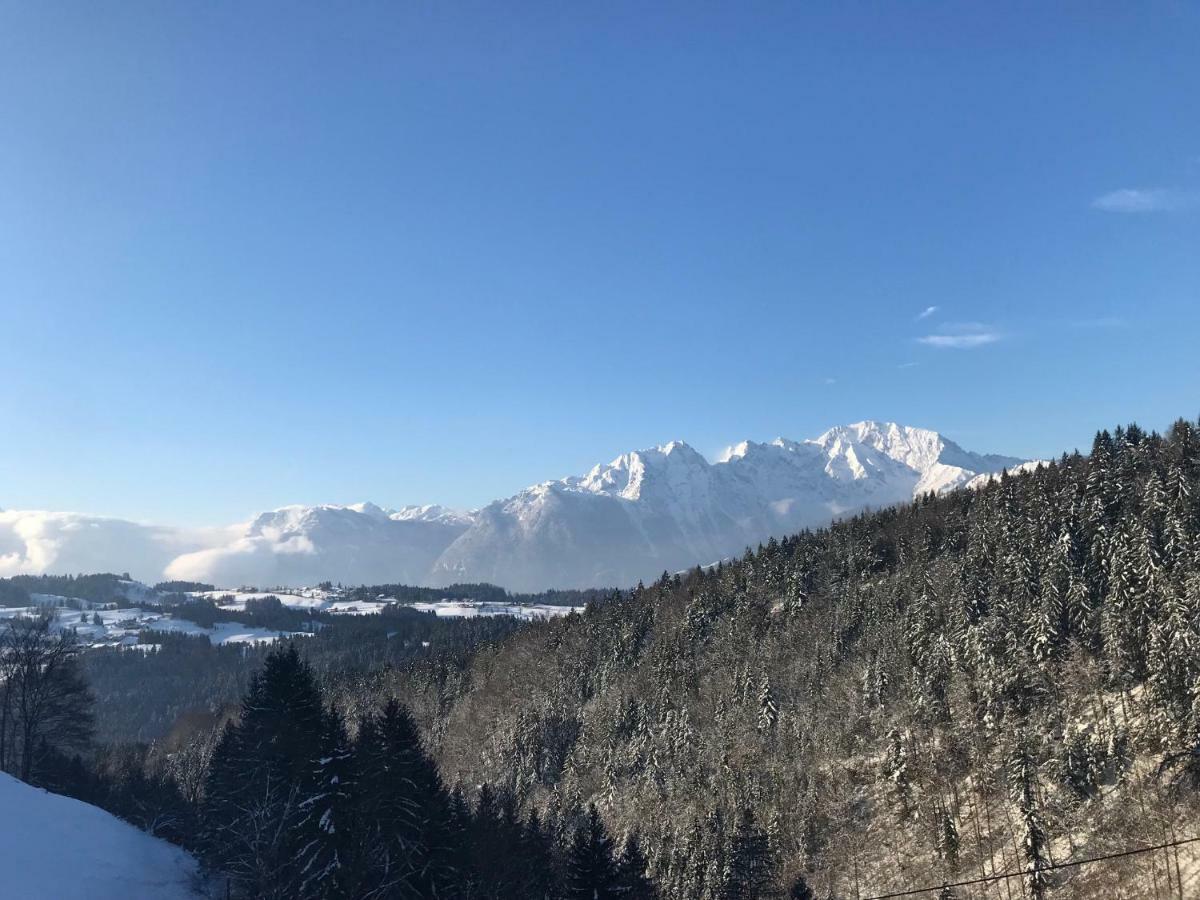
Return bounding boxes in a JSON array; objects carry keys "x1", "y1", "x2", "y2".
[{"x1": 2, "y1": 2, "x2": 1198, "y2": 525}]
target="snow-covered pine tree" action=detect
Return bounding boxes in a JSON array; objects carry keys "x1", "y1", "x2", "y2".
[
  {"x1": 1009, "y1": 740, "x2": 1050, "y2": 900},
  {"x1": 757, "y1": 674, "x2": 778, "y2": 733},
  {"x1": 934, "y1": 809, "x2": 959, "y2": 865},
  {"x1": 720, "y1": 809, "x2": 776, "y2": 899},
  {"x1": 293, "y1": 710, "x2": 358, "y2": 899}
]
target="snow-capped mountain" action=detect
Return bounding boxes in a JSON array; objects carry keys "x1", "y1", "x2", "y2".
[
  {"x1": 429, "y1": 422, "x2": 1024, "y2": 590},
  {"x1": 2, "y1": 422, "x2": 1026, "y2": 591}
]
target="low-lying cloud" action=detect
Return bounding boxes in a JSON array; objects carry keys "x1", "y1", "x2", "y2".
[{"x1": 0, "y1": 510, "x2": 225, "y2": 582}]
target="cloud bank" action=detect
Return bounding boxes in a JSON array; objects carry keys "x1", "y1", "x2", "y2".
[
  {"x1": 0, "y1": 510, "x2": 227, "y2": 582},
  {"x1": 0, "y1": 505, "x2": 457, "y2": 589}
]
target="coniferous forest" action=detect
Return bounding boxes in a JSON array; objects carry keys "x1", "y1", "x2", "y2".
[{"x1": 7, "y1": 417, "x2": 1200, "y2": 898}]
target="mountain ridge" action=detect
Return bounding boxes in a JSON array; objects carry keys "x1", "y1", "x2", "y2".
[{"x1": 3, "y1": 421, "x2": 1026, "y2": 591}]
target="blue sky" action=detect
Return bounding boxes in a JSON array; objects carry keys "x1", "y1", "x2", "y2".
[{"x1": 1, "y1": 2, "x2": 1199, "y2": 525}]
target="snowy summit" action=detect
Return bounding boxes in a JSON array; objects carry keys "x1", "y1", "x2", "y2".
[{"x1": 1, "y1": 422, "x2": 1025, "y2": 592}]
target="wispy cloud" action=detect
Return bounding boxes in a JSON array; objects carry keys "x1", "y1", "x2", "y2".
[
  {"x1": 1091, "y1": 187, "x2": 1198, "y2": 213},
  {"x1": 917, "y1": 322, "x2": 1003, "y2": 350},
  {"x1": 898, "y1": 362, "x2": 919, "y2": 369},
  {"x1": 916, "y1": 305, "x2": 939, "y2": 320},
  {"x1": 821, "y1": 377, "x2": 837, "y2": 385}
]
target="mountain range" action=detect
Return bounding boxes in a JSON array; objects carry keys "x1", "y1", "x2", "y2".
[{"x1": 1, "y1": 422, "x2": 1027, "y2": 592}]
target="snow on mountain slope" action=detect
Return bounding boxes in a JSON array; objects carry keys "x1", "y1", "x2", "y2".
[
  {"x1": 964, "y1": 459, "x2": 1046, "y2": 489},
  {"x1": 0, "y1": 772, "x2": 205, "y2": 899},
  {"x1": 429, "y1": 422, "x2": 1026, "y2": 591},
  {"x1": 3, "y1": 422, "x2": 1026, "y2": 591}
]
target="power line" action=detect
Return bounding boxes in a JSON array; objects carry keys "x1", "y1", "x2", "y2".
[{"x1": 859, "y1": 834, "x2": 1200, "y2": 899}]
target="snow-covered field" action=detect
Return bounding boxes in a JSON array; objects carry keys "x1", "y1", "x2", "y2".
[
  {"x1": 410, "y1": 600, "x2": 583, "y2": 620},
  {"x1": 0, "y1": 772, "x2": 206, "y2": 899},
  {"x1": 184, "y1": 588, "x2": 583, "y2": 620},
  {"x1": 0, "y1": 603, "x2": 305, "y2": 648},
  {"x1": 186, "y1": 588, "x2": 583, "y2": 620},
  {"x1": 0, "y1": 585, "x2": 583, "y2": 649},
  {"x1": 186, "y1": 588, "x2": 333, "y2": 612}
]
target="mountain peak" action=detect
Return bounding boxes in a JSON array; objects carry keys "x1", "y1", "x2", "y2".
[{"x1": 3, "y1": 420, "x2": 1026, "y2": 592}]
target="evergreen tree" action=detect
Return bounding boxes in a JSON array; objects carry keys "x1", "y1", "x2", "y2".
[
  {"x1": 721, "y1": 809, "x2": 775, "y2": 899},
  {"x1": 757, "y1": 675, "x2": 778, "y2": 733},
  {"x1": 566, "y1": 804, "x2": 620, "y2": 900},
  {"x1": 523, "y1": 809, "x2": 564, "y2": 900},
  {"x1": 1009, "y1": 741, "x2": 1050, "y2": 900},
  {"x1": 294, "y1": 710, "x2": 359, "y2": 899},
  {"x1": 355, "y1": 699, "x2": 455, "y2": 898},
  {"x1": 787, "y1": 875, "x2": 814, "y2": 900},
  {"x1": 201, "y1": 643, "x2": 326, "y2": 899},
  {"x1": 935, "y1": 809, "x2": 959, "y2": 866},
  {"x1": 615, "y1": 832, "x2": 657, "y2": 899}
]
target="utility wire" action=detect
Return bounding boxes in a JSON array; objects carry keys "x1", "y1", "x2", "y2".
[{"x1": 859, "y1": 834, "x2": 1200, "y2": 899}]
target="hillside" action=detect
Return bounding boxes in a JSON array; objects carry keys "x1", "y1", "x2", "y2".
[
  {"x1": 351, "y1": 418, "x2": 1200, "y2": 898},
  {"x1": 7, "y1": 417, "x2": 1198, "y2": 900},
  {"x1": 0, "y1": 772, "x2": 205, "y2": 899}
]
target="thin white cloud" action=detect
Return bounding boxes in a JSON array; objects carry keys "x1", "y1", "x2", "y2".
[
  {"x1": 1091, "y1": 187, "x2": 1198, "y2": 213},
  {"x1": 917, "y1": 322, "x2": 1003, "y2": 349},
  {"x1": 919, "y1": 333, "x2": 1000, "y2": 349},
  {"x1": 898, "y1": 362, "x2": 919, "y2": 369},
  {"x1": 916, "y1": 305, "x2": 939, "y2": 320},
  {"x1": 821, "y1": 377, "x2": 837, "y2": 385}
]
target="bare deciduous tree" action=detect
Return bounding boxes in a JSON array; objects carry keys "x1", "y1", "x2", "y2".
[{"x1": 0, "y1": 615, "x2": 94, "y2": 781}]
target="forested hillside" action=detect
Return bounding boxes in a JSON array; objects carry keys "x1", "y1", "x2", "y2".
[
  {"x1": 348, "y1": 418, "x2": 1200, "y2": 898},
  {"x1": 8, "y1": 417, "x2": 1200, "y2": 899}
]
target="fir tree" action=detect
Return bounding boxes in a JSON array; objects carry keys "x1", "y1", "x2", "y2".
[
  {"x1": 721, "y1": 809, "x2": 775, "y2": 899},
  {"x1": 757, "y1": 674, "x2": 778, "y2": 733},
  {"x1": 523, "y1": 809, "x2": 564, "y2": 900},
  {"x1": 1009, "y1": 740, "x2": 1050, "y2": 900},
  {"x1": 787, "y1": 875, "x2": 814, "y2": 900},
  {"x1": 935, "y1": 809, "x2": 959, "y2": 866},
  {"x1": 355, "y1": 699, "x2": 455, "y2": 898},
  {"x1": 566, "y1": 804, "x2": 620, "y2": 900},
  {"x1": 615, "y1": 831, "x2": 657, "y2": 899},
  {"x1": 201, "y1": 643, "x2": 327, "y2": 899},
  {"x1": 294, "y1": 711, "x2": 359, "y2": 899}
]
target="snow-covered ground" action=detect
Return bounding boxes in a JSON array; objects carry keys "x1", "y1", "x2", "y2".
[
  {"x1": 0, "y1": 772, "x2": 207, "y2": 899},
  {"x1": 0, "y1": 604, "x2": 305, "y2": 648},
  {"x1": 186, "y1": 587, "x2": 333, "y2": 612},
  {"x1": 0, "y1": 585, "x2": 582, "y2": 649},
  {"x1": 187, "y1": 588, "x2": 584, "y2": 620},
  {"x1": 410, "y1": 600, "x2": 583, "y2": 620}
]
